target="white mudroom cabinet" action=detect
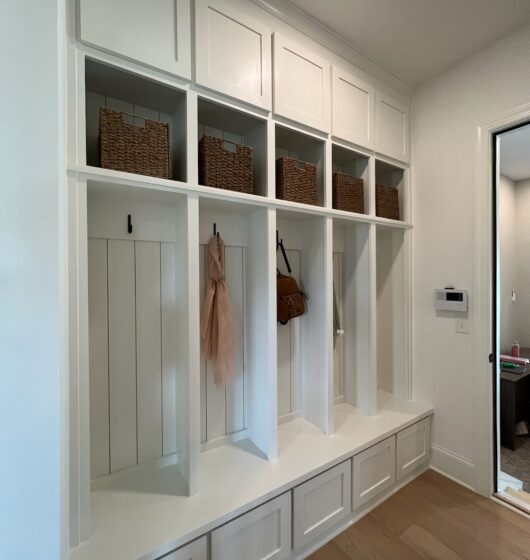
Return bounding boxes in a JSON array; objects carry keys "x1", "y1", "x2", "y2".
[{"x1": 66, "y1": 1, "x2": 432, "y2": 559}]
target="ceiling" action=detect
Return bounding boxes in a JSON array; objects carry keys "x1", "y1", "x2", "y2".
[
  {"x1": 500, "y1": 124, "x2": 530, "y2": 182},
  {"x1": 284, "y1": 0, "x2": 530, "y2": 86}
]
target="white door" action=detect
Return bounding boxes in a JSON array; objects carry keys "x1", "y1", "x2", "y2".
[
  {"x1": 332, "y1": 66, "x2": 375, "y2": 150},
  {"x1": 79, "y1": 0, "x2": 191, "y2": 79},
  {"x1": 375, "y1": 92, "x2": 409, "y2": 163},
  {"x1": 195, "y1": 0, "x2": 272, "y2": 109},
  {"x1": 274, "y1": 34, "x2": 330, "y2": 132}
]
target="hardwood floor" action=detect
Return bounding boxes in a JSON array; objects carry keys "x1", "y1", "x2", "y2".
[{"x1": 307, "y1": 470, "x2": 530, "y2": 560}]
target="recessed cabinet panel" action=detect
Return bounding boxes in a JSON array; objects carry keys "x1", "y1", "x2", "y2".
[
  {"x1": 332, "y1": 67, "x2": 374, "y2": 149},
  {"x1": 211, "y1": 493, "x2": 291, "y2": 560},
  {"x1": 79, "y1": 0, "x2": 191, "y2": 79},
  {"x1": 396, "y1": 418, "x2": 430, "y2": 480},
  {"x1": 274, "y1": 35, "x2": 330, "y2": 132},
  {"x1": 195, "y1": 0, "x2": 272, "y2": 109},
  {"x1": 159, "y1": 536, "x2": 208, "y2": 560},
  {"x1": 375, "y1": 92, "x2": 409, "y2": 162},
  {"x1": 353, "y1": 436, "x2": 396, "y2": 509},
  {"x1": 293, "y1": 460, "x2": 352, "y2": 549}
]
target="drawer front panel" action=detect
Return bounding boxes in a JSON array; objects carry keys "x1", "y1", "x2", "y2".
[
  {"x1": 211, "y1": 492, "x2": 291, "y2": 560},
  {"x1": 293, "y1": 460, "x2": 352, "y2": 549},
  {"x1": 160, "y1": 536, "x2": 207, "y2": 560},
  {"x1": 353, "y1": 436, "x2": 396, "y2": 509},
  {"x1": 396, "y1": 417, "x2": 431, "y2": 480}
]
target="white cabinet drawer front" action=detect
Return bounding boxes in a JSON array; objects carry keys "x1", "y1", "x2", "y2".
[
  {"x1": 375, "y1": 92, "x2": 409, "y2": 162},
  {"x1": 293, "y1": 460, "x2": 351, "y2": 550},
  {"x1": 274, "y1": 34, "x2": 330, "y2": 132},
  {"x1": 195, "y1": 0, "x2": 272, "y2": 109},
  {"x1": 332, "y1": 67, "x2": 374, "y2": 149},
  {"x1": 353, "y1": 436, "x2": 396, "y2": 509},
  {"x1": 160, "y1": 536, "x2": 207, "y2": 560},
  {"x1": 211, "y1": 493, "x2": 291, "y2": 560},
  {"x1": 79, "y1": 0, "x2": 191, "y2": 79},
  {"x1": 397, "y1": 417, "x2": 431, "y2": 480}
]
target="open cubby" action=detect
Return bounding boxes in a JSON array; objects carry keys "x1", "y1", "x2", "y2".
[
  {"x1": 275, "y1": 125, "x2": 326, "y2": 206},
  {"x1": 376, "y1": 225, "x2": 407, "y2": 403},
  {"x1": 276, "y1": 210, "x2": 330, "y2": 432},
  {"x1": 375, "y1": 159, "x2": 406, "y2": 221},
  {"x1": 332, "y1": 219, "x2": 373, "y2": 413},
  {"x1": 86, "y1": 181, "x2": 192, "y2": 494},
  {"x1": 332, "y1": 144, "x2": 370, "y2": 214},
  {"x1": 197, "y1": 98, "x2": 268, "y2": 196},
  {"x1": 198, "y1": 199, "x2": 274, "y2": 459},
  {"x1": 85, "y1": 58, "x2": 187, "y2": 182}
]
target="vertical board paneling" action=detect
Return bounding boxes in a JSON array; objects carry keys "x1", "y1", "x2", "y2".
[
  {"x1": 199, "y1": 245, "x2": 207, "y2": 443},
  {"x1": 289, "y1": 251, "x2": 301, "y2": 413},
  {"x1": 224, "y1": 246, "x2": 245, "y2": 434},
  {"x1": 333, "y1": 253, "x2": 344, "y2": 399},
  {"x1": 135, "y1": 241, "x2": 163, "y2": 464},
  {"x1": 88, "y1": 238, "x2": 110, "y2": 478},
  {"x1": 161, "y1": 242, "x2": 178, "y2": 456},
  {"x1": 108, "y1": 240, "x2": 137, "y2": 472}
]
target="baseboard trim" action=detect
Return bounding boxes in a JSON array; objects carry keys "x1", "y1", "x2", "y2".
[{"x1": 430, "y1": 444, "x2": 475, "y2": 490}]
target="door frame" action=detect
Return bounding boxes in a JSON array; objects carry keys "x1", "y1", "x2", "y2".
[{"x1": 473, "y1": 102, "x2": 530, "y2": 497}]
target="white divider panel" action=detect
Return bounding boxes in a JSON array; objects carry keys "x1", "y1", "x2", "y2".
[
  {"x1": 332, "y1": 252, "x2": 344, "y2": 400},
  {"x1": 135, "y1": 241, "x2": 163, "y2": 464},
  {"x1": 277, "y1": 250, "x2": 301, "y2": 418},
  {"x1": 108, "y1": 239, "x2": 138, "y2": 472},
  {"x1": 88, "y1": 238, "x2": 109, "y2": 478}
]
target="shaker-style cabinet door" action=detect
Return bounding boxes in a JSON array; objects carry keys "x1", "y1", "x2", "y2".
[
  {"x1": 396, "y1": 417, "x2": 431, "y2": 480},
  {"x1": 332, "y1": 66, "x2": 375, "y2": 150},
  {"x1": 79, "y1": 0, "x2": 192, "y2": 79},
  {"x1": 195, "y1": 0, "x2": 272, "y2": 110},
  {"x1": 375, "y1": 91, "x2": 409, "y2": 163},
  {"x1": 159, "y1": 536, "x2": 208, "y2": 560},
  {"x1": 273, "y1": 34, "x2": 330, "y2": 132}
]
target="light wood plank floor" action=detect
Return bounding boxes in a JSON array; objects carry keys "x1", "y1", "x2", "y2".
[{"x1": 308, "y1": 470, "x2": 530, "y2": 560}]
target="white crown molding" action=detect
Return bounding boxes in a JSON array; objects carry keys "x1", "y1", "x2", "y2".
[{"x1": 251, "y1": 0, "x2": 413, "y2": 96}]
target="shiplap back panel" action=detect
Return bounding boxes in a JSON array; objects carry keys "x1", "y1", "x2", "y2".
[
  {"x1": 88, "y1": 237, "x2": 179, "y2": 478},
  {"x1": 199, "y1": 242, "x2": 246, "y2": 444},
  {"x1": 277, "y1": 249, "x2": 301, "y2": 419},
  {"x1": 333, "y1": 253, "x2": 345, "y2": 400}
]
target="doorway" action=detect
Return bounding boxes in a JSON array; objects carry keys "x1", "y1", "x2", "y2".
[{"x1": 495, "y1": 121, "x2": 530, "y2": 513}]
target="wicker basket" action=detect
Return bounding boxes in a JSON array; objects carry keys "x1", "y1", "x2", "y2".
[
  {"x1": 276, "y1": 156, "x2": 318, "y2": 205},
  {"x1": 99, "y1": 107, "x2": 171, "y2": 179},
  {"x1": 199, "y1": 135, "x2": 253, "y2": 194},
  {"x1": 376, "y1": 183, "x2": 400, "y2": 220},
  {"x1": 332, "y1": 172, "x2": 364, "y2": 214}
]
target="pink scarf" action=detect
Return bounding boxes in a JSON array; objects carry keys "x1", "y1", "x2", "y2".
[{"x1": 200, "y1": 235, "x2": 235, "y2": 387}]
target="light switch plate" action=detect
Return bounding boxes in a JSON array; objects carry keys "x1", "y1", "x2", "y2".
[{"x1": 455, "y1": 318, "x2": 469, "y2": 334}]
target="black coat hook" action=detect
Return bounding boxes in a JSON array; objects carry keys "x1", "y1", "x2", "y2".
[
  {"x1": 128, "y1": 214, "x2": 133, "y2": 234},
  {"x1": 213, "y1": 222, "x2": 219, "y2": 238}
]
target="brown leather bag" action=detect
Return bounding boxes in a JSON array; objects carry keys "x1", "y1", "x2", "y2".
[{"x1": 277, "y1": 234, "x2": 306, "y2": 324}]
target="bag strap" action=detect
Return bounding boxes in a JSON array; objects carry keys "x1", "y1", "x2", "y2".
[{"x1": 276, "y1": 235, "x2": 292, "y2": 274}]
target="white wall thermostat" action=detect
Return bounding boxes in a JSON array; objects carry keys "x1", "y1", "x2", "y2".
[{"x1": 434, "y1": 288, "x2": 468, "y2": 312}]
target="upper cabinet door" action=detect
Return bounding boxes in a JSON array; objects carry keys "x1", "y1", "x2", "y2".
[
  {"x1": 79, "y1": 0, "x2": 191, "y2": 79},
  {"x1": 195, "y1": 0, "x2": 272, "y2": 110},
  {"x1": 332, "y1": 66, "x2": 375, "y2": 150},
  {"x1": 273, "y1": 34, "x2": 330, "y2": 133},
  {"x1": 375, "y1": 92, "x2": 409, "y2": 163}
]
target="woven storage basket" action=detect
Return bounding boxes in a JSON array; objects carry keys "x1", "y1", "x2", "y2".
[
  {"x1": 276, "y1": 156, "x2": 318, "y2": 205},
  {"x1": 376, "y1": 183, "x2": 400, "y2": 220},
  {"x1": 332, "y1": 172, "x2": 364, "y2": 213},
  {"x1": 199, "y1": 135, "x2": 253, "y2": 194},
  {"x1": 99, "y1": 107, "x2": 171, "y2": 179}
]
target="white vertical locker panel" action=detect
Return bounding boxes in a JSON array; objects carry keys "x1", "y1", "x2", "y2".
[
  {"x1": 288, "y1": 252, "x2": 301, "y2": 413},
  {"x1": 224, "y1": 246, "x2": 245, "y2": 434},
  {"x1": 88, "y1": 238, "x2": 110, "y2": 478},
  {"x1": 332, "y1": 253, "x2": 343, "y2": 400},
  {"x1": 161, "y1": 243, "x2": 178, "y2": 456},
  {"x1": 274, "y1": 34, "x2": 330, "y2": 132},
  {"x1": 199, "y1": 245, "x2": 207, "y2": 444},
  {"x1": 108, "y1": 240, "x2": 137, "y2": 472},
  {"x1": 135, "y1": 241, "x2": 163, "y2": 464},
  {"x1": 195, "y1": 0, "x2": 272, "y2": 109},
  {"x1": 79, "y1": 0, "x2": 192, "y2": 79}
]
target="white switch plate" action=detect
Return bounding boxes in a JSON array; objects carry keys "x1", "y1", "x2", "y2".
[{"x1": 455, "y1": 318, "x2": 469, "y2": 334}]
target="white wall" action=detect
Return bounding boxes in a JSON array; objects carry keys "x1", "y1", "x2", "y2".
[
  {"x1": 0, "y1": 1, "x2": 66, "y2": 559},
  {"x1": 499, "y1": 175, "x2": 517, "y2": 352},
  {"x1": 411, "y1": 24, "x2": 530, "y2": 488},
  {"x1": 513, "y1": 178, "x2": 530, "y2": 348}
]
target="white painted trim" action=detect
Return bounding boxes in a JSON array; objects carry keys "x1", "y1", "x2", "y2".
[
  {"x1": 473, "y1": 102, "x2": 530, "y2": 496},
  {"x1": 492, "y1": 495, "x2": 530, "y2": 519},
  {"x1": 430, "y1": 445, "x2": 475, "y2": 491}
]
